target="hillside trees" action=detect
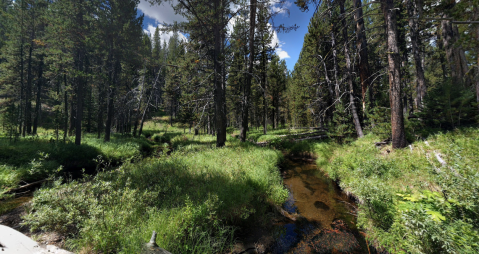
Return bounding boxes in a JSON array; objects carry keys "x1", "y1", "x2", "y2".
[{"x1": 291, "y1": 0, "x2": 479, "y2": 146}]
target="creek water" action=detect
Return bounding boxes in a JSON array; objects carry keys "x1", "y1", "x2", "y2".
[{"x1": 268, "y1": 157, "x2": 368, "y2": 254}]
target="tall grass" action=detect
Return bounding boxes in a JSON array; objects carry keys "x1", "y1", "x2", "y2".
[
  {"x1": 23, "y1": 139, "x2": 288, "y2": 253},
  {"x1": 0, "y1": 132, "x2": 155, "y2": 201},
  {"x1": 314, "y1": 128, "x2": 479, "y2": 253}
]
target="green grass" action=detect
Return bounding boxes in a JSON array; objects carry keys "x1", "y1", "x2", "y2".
[
  {"x1": 23, "y1": 138, "x2": 288, "y2": 253},
  {"x1": 0, "y1": 131, "x2": 156, "y2": 201},
  {"x1": 10, "y1": 116, "x2": 479, "y2": 253},
  {"x1": 313, "y1": 128, "x2": 479, "y2": 253}
]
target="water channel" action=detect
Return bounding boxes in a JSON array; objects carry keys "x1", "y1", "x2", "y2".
[{"x1": 267, "y1": 157, "x2": 369, "y2": 254}]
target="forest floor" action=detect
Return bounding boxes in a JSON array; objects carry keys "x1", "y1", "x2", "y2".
[{"x1": 1, "y1": 120, "x2": 479, "y2": 253}]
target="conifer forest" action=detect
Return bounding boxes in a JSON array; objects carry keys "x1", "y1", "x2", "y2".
[{"x1": 0, "y1": 0, "x2": 479, "y2": 253}]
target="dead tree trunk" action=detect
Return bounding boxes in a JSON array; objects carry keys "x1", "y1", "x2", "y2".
[
  {"x1": 340, "y1": 0, "x2": 363, "y2": 137},
  {"x1": 441, "y1": 5, "x2": 471, "y2": 87},
  {"x1": 407, "y1": 0, "x2": 426, "y2": 110},
  {"x1": 354, "y1": 0, "x2": 372, "y2": 110}
]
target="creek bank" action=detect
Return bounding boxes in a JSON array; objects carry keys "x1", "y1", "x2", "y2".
[{"x1": 231, "y1": 155, "x2": 370, "y2": 254}]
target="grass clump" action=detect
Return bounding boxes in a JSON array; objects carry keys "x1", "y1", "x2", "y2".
[
  {"x1": 315, "y1": 129, "x2": 479, "y2": 253},
  {"x1": 23, "y1": 141, "x2": 288, "y2": 253},
  {"x1": 0, "y1": 133, "x2": 155, "y2": 198}
]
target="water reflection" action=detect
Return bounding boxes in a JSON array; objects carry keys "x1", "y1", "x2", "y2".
[{"x1": 270, "y1": 158, "x2": 367, "y2": 254}]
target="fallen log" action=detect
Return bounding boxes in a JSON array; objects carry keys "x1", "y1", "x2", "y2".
[
  {"x1": 277, "y1": 131, "x2": 325, "y2": 138},
  {"x1": 4, "y1": 179, "x2": 48, "y2": 195},
  {"x1": 294, "y1": 135, "x2": 328, "y2": 142}
]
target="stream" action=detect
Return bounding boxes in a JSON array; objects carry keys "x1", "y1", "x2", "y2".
[{"x1": 267, "y1": 157, "x2": 369, "y2": 254}]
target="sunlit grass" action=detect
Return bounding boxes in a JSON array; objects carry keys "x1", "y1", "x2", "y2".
[
  {"x1": 23, "y1": 138, "x2": 288, "y2": 253},
  {"x1": 314, "y1": 128, "x2": 479, "y2": 253}
]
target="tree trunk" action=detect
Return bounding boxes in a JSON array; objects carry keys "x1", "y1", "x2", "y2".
[
  {"x1": 213, "y1": 0, "x2": 226, "y2": 147},
  {"x1": 133, "y1": 72, "x2": 146, "y2": 137},
  {"x1": 340, "y1": 0, "x2": 363, "y2": 138},
  {"x1": 75, "y1": 48, "x2": 85, "y2": 145},
  {"x1": 19, "y1": 2, "x2": 25, "y2": 136},
  {"x1": 105, "y1": 55, "x2": 119, "y2": 142},
  {"x1": 354, "y1": 0, "x2": 372, "y2": 110},
  {"x1": 33, "y1": 56, "x2": 43, "y2": 135},
  {"x1": 69, "y1": 95, "x2": 75, "y2": 136},
  {"x1": 97, "y1": 83, "x2": 104, "y2": 139},
  {"x1": 240, "y1": 0, "x2": 256, "y2": 142},
  {"x1": 86, "y1": 75, "x2": 92, "y2": 133},
  {"x1": 25, "y1": 37, "x2": 33, "y2": 135},
  {"x1": 407, "y1": 0, "x2": 426, "y2": 110},
  {"x1": 263, "y1": 64, "x2": 267, "y2": 135},
  {"x1": 474, "y1": 7, "x2": 479, "y2": 115},
  {"x1": 383, "y1": 0, "x2": 407, "y2": 148},
  {"x1": 441, "y1": 8, "x2": 471, "y2": 87},
  {"x1": 436, "y1": 33, "x2": 448, "y2": 81},
  {"x1": 272, "y1": 98, "x2": 276, "y2": 129},
  {"x1": 329, "y1": 1, "x2": 340, "y2": 100},
  {"x1": 64, "y1": 83, "x2": 68, "y2": 142},
  {"x1": 104, "y1": 87, "x2": 115, "y2": 142}
]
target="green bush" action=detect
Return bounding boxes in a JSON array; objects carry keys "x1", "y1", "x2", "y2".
[{"x1": 23, "y1": 143, "x2": 288, "y2": 253}]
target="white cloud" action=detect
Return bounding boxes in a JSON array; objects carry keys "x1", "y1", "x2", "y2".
[
  {"x1": 270, "y1": 1, "x2": 292, "y2": 16},
  {"x1": 139, "y1": 0, "x2": 289, "y2": 59},
  {"x1": 138, "y1": 0, "x2": 187, "y2": 24},
  {"x1": 143, "y1": 24, "x2": 187, "y2": 45},
  {"x1": 269, "y1": 24, "x2": 290, "y2": 59},
  {"x1": 277, "y1": 50, "x2": 290, "y2": 59}
]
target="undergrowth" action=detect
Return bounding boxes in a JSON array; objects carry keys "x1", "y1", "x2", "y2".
[
  {"x1": 22, "y1": 138, "x2": 288, "y2": 253},
  {"x1": 314, "y1": 128, "x2": 479, "y2": 253}
]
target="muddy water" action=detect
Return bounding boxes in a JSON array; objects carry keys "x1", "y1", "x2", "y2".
[{"x1": 269, "y1": 158, "x2": 368, "y2": 254}]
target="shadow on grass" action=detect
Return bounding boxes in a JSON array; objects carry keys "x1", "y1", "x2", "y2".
[{"x1": 24, "y1": 144, "x2": 285, "y2": 253}]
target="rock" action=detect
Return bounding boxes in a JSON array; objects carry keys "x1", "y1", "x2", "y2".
[
  {"x1": 0, "y1": 225, "x2": 73, "y2": 254},
  {"x1": 143, "y1": 231, "x2": 172, "y2": 254}
]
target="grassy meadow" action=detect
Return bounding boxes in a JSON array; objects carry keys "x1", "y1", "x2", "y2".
[
  {"x1": 2, "y1": 117, "x2": 479, "y2": 253},
  {"x1": 313, "y1": 129, "x2": 479, "y2": 253},
  {"x1": 1, "y1": 118, "x2": 288, "y2": 253},
  {"x1": 246, "y1": 127, "x2": 479, "y2": 253}
]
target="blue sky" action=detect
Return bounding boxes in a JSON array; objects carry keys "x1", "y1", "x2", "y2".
[{"x1": 137, "y1": 0, "x2": 314, "y2": 71}]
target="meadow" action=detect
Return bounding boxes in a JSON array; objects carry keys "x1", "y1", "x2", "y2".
[
  {"x1": 1, "y1": 118, "x2": 288, "y2": 253},
  {"x1": 2, "y1": 118, "x2": 479, "y2": 253}
]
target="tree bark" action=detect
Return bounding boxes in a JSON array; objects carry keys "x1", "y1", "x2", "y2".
[
  {"x1": 213, "y1": 0, "x2": 226, "y2": 147},
  {"x1": 383, "y1": 0, "x2": 407, "y2": 149},
  {"x1": 340, "y1": 0, "x2": 363, "y2": 138},
  {"x1": 474, "y1": 7, "x2": 479, "y2": 115},
  {"x1": 441, "y1": 5, "x2": 471, "y2": 87},
  {"x1": 263, "y1": 61, "x2": 267, "y2": 135},
  {"x1": 407, "y1": 0, "x2": 426, "y2": 110},
  {"x1": 328, "y1": 1, "x2": 340, "y2": 100},
  {"x1": 354, "y1": 0, "x2": 372, "y2": 110},
  {"x1": 240, "y1": 0, "x2": 256, "y2": 142}
]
